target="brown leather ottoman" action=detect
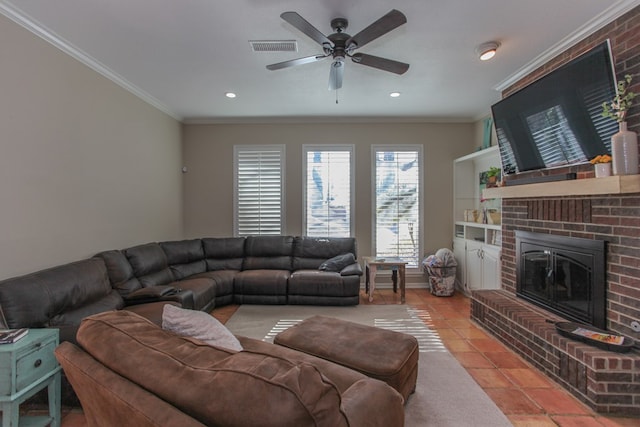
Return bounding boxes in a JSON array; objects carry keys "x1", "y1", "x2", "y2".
[{"x1": 274, "y1": 315, "x2": 419, "y2": 401}]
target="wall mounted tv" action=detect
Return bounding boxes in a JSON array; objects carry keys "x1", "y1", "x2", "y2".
[{"x1": 492, "y1": 40, "x2": 619, "y2": 175}]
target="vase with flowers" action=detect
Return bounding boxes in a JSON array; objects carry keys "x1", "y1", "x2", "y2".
[
  {"x1": 590, "y1": 154, "x2": 612, "y2": 178},
  {"x1": 602, "y1": 74, "x2": 637, "y2": 175}
]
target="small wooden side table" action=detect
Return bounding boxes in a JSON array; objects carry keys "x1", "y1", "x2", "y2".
[
  {"x1": 0, "y1": 328, "x2": 61, "y2": 427},
  {"x1": 364, "y1": 257, "x2": 408, "y2": 303}
]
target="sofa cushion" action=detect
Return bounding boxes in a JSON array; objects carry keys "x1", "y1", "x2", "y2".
[
  {"x1": 77, "y1": 311, "x2": 350, "y2": 427},
  {"x1": 0, "y1": 258, "x2": 117, "y2": 329},
  {"x1": 49, "y1": 291, "x2": 124, "y2": 328},
  {"x1": 243, "y1": 236, "x2": 294, "y2": 271},
  {"x1": 160, "y1": 239, "x2": 207, "y2": 280},
  {"x1": 238, "y1": 336, "x2": 368, "y2": 394},
  {"x1": 55, "y1": 342, "x2": 208, "y2": 427},
  {"x1": 124, "y1": 301, "x2": 180, "y2": 326},
  {"x1": 292, "y1": 237, "x2": 358, "y2": 270},
  {"x1": 124, "y1": 243, "x2": 174, "y2": 287},
  {"x1": 169, "y1": 278, "x2": 217, "y2": 312},
  {"x1": 161, "y1": 305, "x2": 243, "y2": 351},
  {"x1": 202, "y1": 237, "x2": 245, "y2": 271},
  {"x1": 190, "y1": 270, "x2": 236, "y2": 297},
  {"x1": 94, "y1": 250, "x2": 142, "y2": 295},
  {"x1": 233, "y1": 270, "x2": 289, "y2": 304},
  {"x1": 319, "y1": 253, "x2": 356, "y2": 272},
  {"x1": 289, "y1": 270, "x2": 355, "y2": 297}
]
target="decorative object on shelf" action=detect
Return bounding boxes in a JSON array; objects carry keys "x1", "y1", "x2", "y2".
[
  {"x1": 590, "y1": 154, "x2": 612, "y2": 178},
  {"x1": 479, "y1": 167, "x2": 501, "y2": 211},
  {"x1": 602, "y1": 74, "x2": 638, "y2": 175},
  {"x1": 481, "y1": 117, "x2": 493, "y2": 149},
  {"x1": 464, "y1": 209, "x2": 478, "y2": 223},
  {"x1": 485, "y1": 166, "x2": 501, "y2": 188},
  {"x1": 611, "y1": 122, "x2": 638, "y2": 175},
  {"x1": 602, "y1": 74, "x2": 636, "y2": 122},
  {"x1": 487, "y1": 209, "x2": 501, "y2": 225}
]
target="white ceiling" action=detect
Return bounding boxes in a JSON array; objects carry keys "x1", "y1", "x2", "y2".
[{"x1": 2, "y1": 0, "x2": 638, "y2": 122}]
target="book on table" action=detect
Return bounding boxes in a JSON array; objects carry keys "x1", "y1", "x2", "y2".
[{"x1": 0, "y1": 328, "x2": 28, "y2": 344}]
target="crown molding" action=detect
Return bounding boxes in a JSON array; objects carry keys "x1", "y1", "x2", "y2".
[
  {"x1": 0, "y1": 1, "x2": 182, "y2": 121},
  {"x1": 493, "y1": 0, "x2": 640, "y2": 92}
]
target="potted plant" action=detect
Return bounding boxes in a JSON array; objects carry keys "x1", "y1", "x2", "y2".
[
  {"x1": 486, "y1": 166, "x2": 501, "y2": 187},
  {"x1": 590, "y1": 154, "x2": 612, "y2": 178}
]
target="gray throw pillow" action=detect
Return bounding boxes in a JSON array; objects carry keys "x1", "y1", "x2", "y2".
[
  {"x1": 319, "y1": 253, "x2": 356, "y2": 272},
  {"x1": 162, "y1": 304, "x2": 243, "y2": 351}
]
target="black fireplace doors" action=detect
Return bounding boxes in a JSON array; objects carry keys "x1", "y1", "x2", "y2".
[{"x1": 516, "y1": 231, "x2": 606, "y2": 328}]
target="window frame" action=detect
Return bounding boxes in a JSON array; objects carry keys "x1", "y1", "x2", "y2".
[
  {"x1": 371, "y1": 144, "x2": 424, "y2": 269},
  {"x1": 302, "y1": 144, "x2": 355, "y2": 237},
  {"x1": 233, "y1": 144, "x2": 286, "y2": 236}
]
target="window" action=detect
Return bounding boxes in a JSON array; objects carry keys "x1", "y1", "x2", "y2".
[
  {"x1": 303, "y1": 145, "x2": 353, "y2": 237},
  {"x1": 234, "y1": 145, "x2": 285, "y2": 236},
  {"x1": 372, "y1": 146, "x2": 422, "y2": 268}
]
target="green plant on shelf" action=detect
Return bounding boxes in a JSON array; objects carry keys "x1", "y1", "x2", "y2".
[{"x1": 487, "y1": 166, "x2": 501, "y2": 178}]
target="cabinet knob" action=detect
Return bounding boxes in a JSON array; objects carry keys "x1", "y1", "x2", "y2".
[{"x1": 34, "y1": 359, "x2": 42, "y2": 368}]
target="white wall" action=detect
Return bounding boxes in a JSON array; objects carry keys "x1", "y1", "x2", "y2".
[
  {"x1": 0, "y1": 15, "x2": 183, "y2": 279},
  {"x1": 182, "y1": 122, "x2": 476, "y2": 260}
]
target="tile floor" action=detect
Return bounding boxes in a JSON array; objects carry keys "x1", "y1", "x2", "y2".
[{"x1": 57, "y1": 288, "x2": 639, "y2": 426}]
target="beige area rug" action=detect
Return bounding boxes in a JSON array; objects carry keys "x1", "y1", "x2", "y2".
[{"x1": 225, "y1": 304, "x2": 513, "y2": 427}]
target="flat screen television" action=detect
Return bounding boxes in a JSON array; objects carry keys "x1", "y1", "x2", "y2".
[{"x1": 491, "y1": 40, "x2": 619, "y2": 175}]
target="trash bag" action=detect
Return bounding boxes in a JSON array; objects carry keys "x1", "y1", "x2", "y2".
[{"x1": 422, "y1": 248, "x2": 457, "y2": 296}]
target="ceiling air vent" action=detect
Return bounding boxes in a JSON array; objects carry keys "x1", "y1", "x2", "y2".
[{"x1": 249, "y1": 40, "x2": 297, "y2": 52}]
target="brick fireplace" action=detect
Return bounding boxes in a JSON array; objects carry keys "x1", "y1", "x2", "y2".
[
  {"x1": 471, "y1": 193, "x2": 640, "y2": 415},
  {"x1": 471, "y1": 6, "x2": 640, "y2": 416}
]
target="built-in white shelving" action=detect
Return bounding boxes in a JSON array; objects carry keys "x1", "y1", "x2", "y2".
[{"x1": 453, "y1": 146, "x2": 502, "y2": 295}]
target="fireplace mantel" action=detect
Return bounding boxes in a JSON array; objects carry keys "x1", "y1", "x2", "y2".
[{"x1": 483, "y1": 174, "x2": 640, "y2": 199}]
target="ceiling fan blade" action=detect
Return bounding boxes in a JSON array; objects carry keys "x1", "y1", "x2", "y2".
[
  {"x1": 351, "y1": 53, "x2": 409, "y2": 75},
  {"x1": 328, "y1": 60, "x2": 344, "y2": 90},
  {"x1": 266, "y1": 55, "x2": 328, "y2": 71},
  {"x1": 346, "y1": 9, "x2": 406, "y2": 49},
  {"x1": 281, "y1": 12, "x2": 332, "y2": 48}
]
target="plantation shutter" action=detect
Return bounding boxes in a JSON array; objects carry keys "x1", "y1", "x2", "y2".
[
  {"x1": 374, "y1": 148, "x2": 421, "y2": 268},
  {"x1": 234, "y1": 146, "x2": 284, "y2": 236},
  {"x1": 304, "y1": 147, "x2": 352, "y2": 237}
]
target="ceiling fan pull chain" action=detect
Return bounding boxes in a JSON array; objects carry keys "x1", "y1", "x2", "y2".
[{"x1": 336, "y1": 89, "x2": 339, "y2": 104}]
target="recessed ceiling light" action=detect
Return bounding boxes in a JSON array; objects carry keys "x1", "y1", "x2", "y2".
[
  {"x1": 390, "y1": 92, "x2": 401, "y2": 98},
  {"x1": 225, "y1": 92, "x2": 237, "y2": 98},
  {"x1": 476, "y1": 41, "x2": 500, "y2": 61}
]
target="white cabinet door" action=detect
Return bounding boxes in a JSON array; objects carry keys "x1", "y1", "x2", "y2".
[
  {"x1": 464, "y1": 240, "x2": 501, "y2": 291},
  {"x1": 481, "y1": 245, "x2": 501, "y2": 289},
  {"x1": 453, "y1": 237, "x2": 466, "y2": 291},
  {"x1": 465, "y1": 240, "x2": 483, "y2": 291}
]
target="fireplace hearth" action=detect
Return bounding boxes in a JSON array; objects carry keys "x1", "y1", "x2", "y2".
[{"x1": 516, "y1": 231, "x2": 606, "y2": 329}]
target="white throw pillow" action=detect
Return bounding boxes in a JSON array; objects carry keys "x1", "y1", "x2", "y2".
[{"x1": 161, "y1": 304, "x2": 243, "y2": 352}]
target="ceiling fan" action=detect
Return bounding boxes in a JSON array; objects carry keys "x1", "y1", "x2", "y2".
[{"x1": 266, "y1": 9, "x2": 409, "y2": 90}]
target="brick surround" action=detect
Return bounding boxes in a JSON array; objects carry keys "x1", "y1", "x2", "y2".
[
  {"x1": 472, "y1": 290, "x2": 640, "y2": 415},
  {"x1": 470, "y1": 6, "x2": 640, "y2": 416}
]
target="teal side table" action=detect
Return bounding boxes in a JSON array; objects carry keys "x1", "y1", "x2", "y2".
[{"x1": 0, "y1": 329, "x2": 60, "y2": 427}]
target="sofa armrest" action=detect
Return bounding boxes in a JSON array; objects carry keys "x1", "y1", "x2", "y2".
[
  {"x1": 340, "y1": 263, "x2": 363, "y2": 276},
  {"x1": 125, "y1": 285, "x2": 179, "y2": 301},
  {"x1": 123, "y1": 287, "x2": 195, "y2": 309},
  {"x1": 341, "y1": 379, "x2": 404, "y2": 427}
]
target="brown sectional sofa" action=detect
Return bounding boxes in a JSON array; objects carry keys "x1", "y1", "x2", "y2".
[
  {"x1": 0, "y1": 236, "x2": 362, "y2": 343},
  {"x1": 55, "y1": 310, "x2": 405, "y2": 427}
]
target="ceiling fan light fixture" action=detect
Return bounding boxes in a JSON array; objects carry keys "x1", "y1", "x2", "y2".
[{"x1": 476, "y1": 41, "x2": 500, "y2": 61}]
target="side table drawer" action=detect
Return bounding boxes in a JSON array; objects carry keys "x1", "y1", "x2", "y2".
[
  {"x1": 16, "y1": 340, "x2": 58, "y2": 393},
  {"x1": 0, "y1": 329, "x2": 59, "y2": 397}
]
